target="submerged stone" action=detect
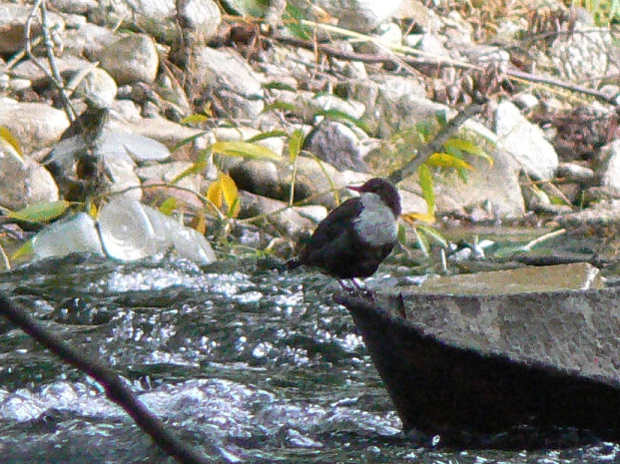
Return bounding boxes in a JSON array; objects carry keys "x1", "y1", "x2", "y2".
[{"x1": 31, "y1": 198, "x2": 216, "y2": 264}]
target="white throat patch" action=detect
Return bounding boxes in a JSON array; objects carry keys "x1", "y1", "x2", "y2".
[{"x1": 353, "y1": 192, "x2": 398, "y2": 246}]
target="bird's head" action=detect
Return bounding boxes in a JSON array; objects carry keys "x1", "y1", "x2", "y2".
[{"x1": 348, "y1": 178, "x2": 401, "y2": 217}]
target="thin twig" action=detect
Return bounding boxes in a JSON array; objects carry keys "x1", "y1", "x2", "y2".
[
  {"x1": 110, "y1": 182, "x2": 226, "y2": 221},
  {"x1": 271, "y1": 33, "x2": 620, "y2": 107},
  {"x1": 39, "y1": 1, "x2": 75, "y2": 121},
  {"x1": 386, "y1": 102, "x2": 487, "y2": 185},
  {"x1": 1, "y1": 35, "x2": 43, "y2": 73},
  {"x1": 0, "y1": 293, "x2": 214, "y2": 464},
  {"x1": 523, "y1": 228, "x2": 566, "y2": 250},
  {"x1": 0, "y1": 243, "x2": 10, "y2": 271},
  {"x1": 24, "y1": 0, "x2": 75, "y2": 122},
  {"x1": 506, "y1": 68, "x2": 619, "y2": 105}
]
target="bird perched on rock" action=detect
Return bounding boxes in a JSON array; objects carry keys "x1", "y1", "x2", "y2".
[{"x1": 287, "y1": 177, "x2": 401, "y2": 289}]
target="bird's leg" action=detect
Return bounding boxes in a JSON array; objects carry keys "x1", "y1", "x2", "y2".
[
  {"x1": 338, "y1": 279, "x2": 355, "y2": 293},
  {"x1": 337, "y1": 279, "x2": 374, "y2": 300},
  {"x1": 396, "y1": 292, "x2": 406, "y2": 319},
  {"x1": 352, "y1": 278, "x2": 375, "y2": 300}
]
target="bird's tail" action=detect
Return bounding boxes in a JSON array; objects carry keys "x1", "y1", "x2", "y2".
[{"x1": 286, "y1": 259, "x2": 302, "y2": 270}]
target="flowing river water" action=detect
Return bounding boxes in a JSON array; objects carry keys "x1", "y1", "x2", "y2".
[{"x1": 0, "y1": 254, "x2": 618, "y2": 463}]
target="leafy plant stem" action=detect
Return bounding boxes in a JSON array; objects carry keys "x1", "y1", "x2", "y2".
[
  {"x1": 387, "y1": 102, "x2": 486, "y2": 185},
  {"x1": 521, "y1": 228, "x2": 566, "y2": 251},
  {"x1": 0, "y1": 243, "x2": 10, "y2": 270}
]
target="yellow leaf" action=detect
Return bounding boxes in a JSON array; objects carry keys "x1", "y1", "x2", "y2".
[
  {"x1": 402, "y1": 212, "x2": 436, "y2": 224},
  {"x1": 427, "y1": 153, "x2": 474, "y2": 170},
  {"x1": 219, "y1": 173, "x2": 240, "y2": 218},
  {"x1": 444, "y1": 138, "x2": 494, "y2": 166},
  {"x1": 180, "y1": 114, "x2": 210, "y2": 125},
  {"x1": 207, "y1": 174, "x2": 241, "y2": 217},
  {"x1": 0, "y1": 126, "x2": 23, "y2": 159},
  {"x1": 191, "y1": 211, "x2": 207, "y2": 235},
  {"x1": 212, "y1": 141, "x2": 280, "y2": 161},
  {"x1": 207, "y1": 179, "x2": 223, "y2": 211},
  {"x1": 88, "y1": 202, "x2": 98, "y2": 219}
]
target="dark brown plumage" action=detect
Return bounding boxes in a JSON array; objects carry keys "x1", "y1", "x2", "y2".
[{"x1": 287, "y1": 178, "x2": 401, "y2": 283}]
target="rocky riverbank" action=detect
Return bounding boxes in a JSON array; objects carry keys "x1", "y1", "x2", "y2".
[{"x1": 1, "y1": 0, "x2": 620, "y2": 266}]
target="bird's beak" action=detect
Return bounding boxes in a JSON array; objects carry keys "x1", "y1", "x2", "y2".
[{"x1": 347, "y1": 184, "x2": 363, "y2": 192}]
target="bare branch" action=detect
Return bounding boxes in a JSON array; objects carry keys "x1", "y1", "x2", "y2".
[
  {"x1": 24, "y1": 0, "x2": 75, "y2": 121},
  {"x1": 386, "y1": 102, "x2": 487, "y2": 185},
  {"x1": 0, "y1": 293, "x2": 214, "y2": 464},
  {"x1": 271, "y1": 34, "x2": 620, "y2": 107}
]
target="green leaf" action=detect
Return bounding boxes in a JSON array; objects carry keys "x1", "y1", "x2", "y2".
[
  {"x1": 397, "y1": 223, "x2": 407, "y2": 246},
  {"x1": 8, "y1": 200, "x2": 70, "y2": 223},
  {"x1": 227, "y1": 195, "x2": 241, "y2": 219},
  {"x1": 416, "y1": 224, "x2": 449, "y2": 248},
  {"x1": 416, "y1": 120, "x2": 433, "y2": 140},
  {"x1": 456, "y1": 166, "x2": 470, "y2": 183},
  {"x1": 169, "y1": 160, "x2": 208, "y2": 184},
  {"x1": 159, "y1": 197, "x2": 178, "y2": 216},
  {"x1": 180, "y1": 114, "x2": 209, "y2": 125},
  {"x1": 212, "y1": 141, "x2": 280, "y2": 161},
  {"x1": 435, "y1": 110, "x2": 448, "y2": 126},
  {"x1": 172, "y1": 131, "x2": 209, "y2": 153},
  {"x1": 418, "y1": 164, "x2": 435, "y2": 215},
  {"x1": 283, "y1": 3, "x2": 313, "y2": 39},
  {"x1": 315, "y1": 109, "x2": 370, "y2": 133},
  {"x1": 288, "y1": 129, "x2": 304, "y2": 163},
  {"x1": 492, "y1": 245, "x2": 525, "y2": 260},
  {"x1": 262, "y1": 82, "x2": 297, "y2": 92},
  {"x1": 444, "y1": 144, "x2": 463, "y2": 159},
  {"x1": 262, "y1": 101, "x2": 298, "y2": 114},
  {"x1": 444, "y1": 138, "x2": 483, "y2": 156},
  {"x1": 549, "y1": 193, "x2": 571, "y2": 206},
  {"x1": 11, "y1": 239, "x2": 33, "y2": 260},
  {"x1": 413, "y1": 226, "x2": 430, "y2": 257},
  {"x1": 246, "y1": 130, "x2": 287, "y2": 143}
]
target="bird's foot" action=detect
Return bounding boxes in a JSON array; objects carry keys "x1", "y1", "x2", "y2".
[{"x1": 338, "y1": 280, "x2": 375, "y2": 300}]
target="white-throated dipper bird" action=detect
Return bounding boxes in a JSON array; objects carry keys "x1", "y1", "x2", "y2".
[{"x1": 287, "y1": 177, "x2": 401, "y2": 289}]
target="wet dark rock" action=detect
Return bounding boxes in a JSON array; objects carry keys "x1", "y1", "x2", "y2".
[{"x1": 335, "y1": 287, "x2": 620, "y2": 442}]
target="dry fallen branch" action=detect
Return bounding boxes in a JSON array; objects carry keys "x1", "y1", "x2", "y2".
[{"x1": 271, "y1": 34, "x2": 620, "y2": 107}]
